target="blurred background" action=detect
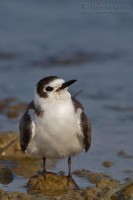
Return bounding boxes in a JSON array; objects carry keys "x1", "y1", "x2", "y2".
[{"x1": 0, "y1": 0, "x2": 133, "y2": 184}]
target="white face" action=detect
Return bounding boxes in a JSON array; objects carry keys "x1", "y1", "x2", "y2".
[
  {"x1": 45, "y1": 79, "x2": 70, "y2": 101},
  {"x1": 44, "y1": 79, "x2": 65, "y2": 93},
  {"x1": 35, "y1": 78, "x2": 71, "y2": 104}
]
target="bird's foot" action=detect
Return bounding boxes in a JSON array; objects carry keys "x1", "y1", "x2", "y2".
[
  {"x1": 36, "y1": 170, "x2": 47, "y2": 178},
  {"x1": 67, "y1": 175, "x2": 79, "y2": 190},
  {"x1": 42, "y1": 169, "x2": 47, "y2": 177}
]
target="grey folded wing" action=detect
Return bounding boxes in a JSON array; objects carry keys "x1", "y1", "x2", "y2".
[
  {"x1": 19, "y1": 108, "x2": 35, "y2": 153},
  {"x1": 81, "y1": 111, "x2": 91, "y2": 152},
  {"x1": 72, "y1": 97, "x2": 92, "y2": 152}
]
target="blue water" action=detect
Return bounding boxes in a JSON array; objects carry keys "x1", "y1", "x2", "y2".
[{"x1": 0, "y1": 0, "x2": 133, "y2": 191}]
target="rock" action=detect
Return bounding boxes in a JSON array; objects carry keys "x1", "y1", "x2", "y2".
[
  {"x1": 0, "y1": 188, "x2": 47, "y2": 200},
  {"x1": 117, "y1": 150, "x2": 133, "y2": 158},
  {"x1": 73, "y1": 169, "x2": 92, "y2": 178},
  {"x1": 55, "y1": 190, "x2": 83, "y2": 200},
  {"x1": 0, "y1": 132, "x2": 21, "y2": 156},
  {"x1": 6, "y1": 103, "x2": 27, "y2": 119},
  {"x1": 82, "y1": 187, "x2": 100, "y2": 200},
  {"x1": 0, "y1": 97, "x2": 17, "y2": 114},
  {"x1": 7, "y1": 108, "x2": 20, "y2": 118},
  {"x1": 4, "y1": 97, "x2": 17, "y2": 104},
  {"x1": 102, "y1": 161, "x2": 114, "y2": 168},
  {"x1": 0, "y1": 167, "x2": 14, "y2": 184},
  {"x1": 88, "y1": 172, "x2": 110, "y2": 184},
  {"x1": 124, "y1": 169, "x2": 133, "y2": 174},
  {"x1": 73, "y1": 169, "x2": 110, "y2": 185},
  {"x1": 27, "y1": 173, "x2": 78, "y2": 196},
  {"x1": 96, "y1": 178, "x2": 120, "y2": 190},
  {"x1": 0, "y1": 98, "x2": 27, "y2": 118},
  {"x1": 119, "y1": 183, "x2": 133, "y2": 200},
  {"x1": 0, "y1": 101, "x2": 6, "y2": 113}
]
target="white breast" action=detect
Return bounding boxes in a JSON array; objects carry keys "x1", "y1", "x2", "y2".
[{"x1": 27, "y1": 100, "x2": 84, "y2": 158}]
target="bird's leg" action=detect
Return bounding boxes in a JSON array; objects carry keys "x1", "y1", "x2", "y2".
[
  {"x1": 67, "y1": 157, "x2": 72, "y2": 182},
  {"x1": 42, "y1": 157, "x2": 47, "y2": 175},
  {"x1": 67, "y1": 157, "x2": 79, "y2": 189}
]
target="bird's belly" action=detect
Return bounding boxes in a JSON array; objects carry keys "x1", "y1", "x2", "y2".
[{"x1": 27, "y1": 112, "x2": 83, "y2": 158}]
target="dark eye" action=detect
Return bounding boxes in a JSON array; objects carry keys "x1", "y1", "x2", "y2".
[{"x1": 45, "y1": 86, "x2": 53, "y2": 92}]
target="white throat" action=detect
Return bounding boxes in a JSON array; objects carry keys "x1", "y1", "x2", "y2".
[{"x1": 34, "y1": 89, "x2": 72, "y2": 111}]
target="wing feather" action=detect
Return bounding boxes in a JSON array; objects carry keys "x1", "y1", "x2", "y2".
[
  {"x1": 72, "y1": 97, "x2": 91, "y2": 152},
  {"x1": 81, "y1": 112, "x2": 91, "y2": 152},
  {"x1": 19, "y1": 103, "x2": 35, "y2": 153}
]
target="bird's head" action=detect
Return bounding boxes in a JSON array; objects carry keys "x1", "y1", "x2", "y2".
[{"x1": 34, "y1": 76, "x2": 77, "y2": 103}]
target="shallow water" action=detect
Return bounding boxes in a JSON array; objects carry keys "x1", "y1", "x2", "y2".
[
  {"x1": 0, "y1": 0, "x2": 133, "y2": 193},
  {"x1": 0, "y1": 175, "x2": 27, "y2": 193}
]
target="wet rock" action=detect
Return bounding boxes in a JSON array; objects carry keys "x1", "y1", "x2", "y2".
[
  {"x1": 88, "y1": 172, "x2": 110, "y2": 185},
  {"x1": 0, "y1": 188, "x2": 86, "y2": 200},
  {"x1": 47, "y1": 52, "x2": 90, "y2": 65},
  {"x1": 4, "y1": 97, "x2": 18, "y2": 104},
  {"x1": 124, "y1": 177, "x2": 133, "y2": 183},
  {"x1": 0, "y1": 132, "x2": 20, "y2": 156},
  {"x1": 73, "y1": 169, "x2": 112, "y2": 185},
  {"x1": 96, "y1": 178, "x2": 120, "y2": 190},
  {"x1": 0, "y1": 167, "x2": 14, "y2": 184},
  {"x1": 32, "y1": 51, "x2": 121, "y2": 67},
  {"x1": 7, "y1": 108, "x2": 20, "y2": 118},
  {"x1": 98, "y1": 188, "x2": 117, "y2": 200},
  {"x1": 97, "y1": 181, "x2": 133, "y2": 200},
  {"x1": 32, "y1": 52, "x2": 90, "y2": 67},
  {"x1": 0, "y1": 101, "x2": 6, "y2": 113},
  {"x1": 119, "y1": 183, "x2": 133, "y2": 200},
  {"x1": 6, "y1": 102, "x2": 27, "y2": 119},
  {"x1": 0, "y1": 97, "x2": 17, "y2": 110},
  {"x1": 0, "y1": 188, "x2": 46, "y2": 200},
  {"x1": 55, "y1": 190, "x2": 83, "y2": 200},
  {"x1": 82, "y1": 187, "x2": 100, "y2": 200},
  {"x1": 0, "y1": 98, "x2": 27, "y2": 119},
  {"x1": 27, "y1": 173, "x2": 78, "y2": 196},
  {"x1": 102, "y1": 161, "x2": 114, "y2": 168},
  {"x1": 73, "y1": 169, "x2": 92, "y2": 178},
  {"x1": 123, "y1": 169, "x2": 133, "y2": 174},
  {"x1": 117, "y1": 150, "x2": 133, "y2": 159}
]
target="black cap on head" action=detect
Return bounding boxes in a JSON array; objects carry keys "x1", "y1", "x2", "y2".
[{"x1": 37, "y1": 76, "x2": 59, "y2": 98}]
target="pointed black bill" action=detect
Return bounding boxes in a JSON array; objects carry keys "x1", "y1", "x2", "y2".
[{"x1": 57, "y1": 79, "x2": 77, "y2": 91}]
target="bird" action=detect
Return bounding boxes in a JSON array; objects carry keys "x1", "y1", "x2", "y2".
[{"x1": 19, "y1": 76, "x2": 91, "y2": 185}]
